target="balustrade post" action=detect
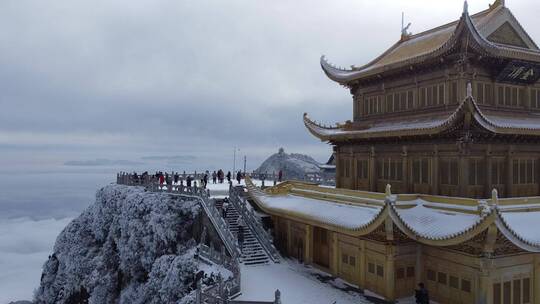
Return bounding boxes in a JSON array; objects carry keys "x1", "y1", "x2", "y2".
[{"x1": 195, "y1": 279, "x2": 202, "y2": 304}]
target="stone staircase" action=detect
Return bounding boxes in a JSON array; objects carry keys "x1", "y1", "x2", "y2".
[{"x1": 223, "y1": 201, "x2": 271, "y2": 266}]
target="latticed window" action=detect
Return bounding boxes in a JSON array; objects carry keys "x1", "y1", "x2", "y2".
[
  {"x1": 386, "y1": 90, "x2": 414, "y2": 113},
  {"x1": 493, "y1": 277, "x2": 530, "y2": 304},
  {"x1": 531, "y1": 88, "x2": 540, "y2": 109},
  {"x1": 440, "y1": 159, "x2": 459, "y2": 185},
  {"x1": 475, "y1": 82, "x2": 493, "y2": 105},
  {"x1": 469, "y1": 159, "x2": 485, "y2": 186},
  {"x1": 427, "y1": 269, "x2": 436, "y2": 281},
  {"x1": 357, "y1": 159, "x2": 368, "y2": 180},
  {"x1": 412, "y1": 158, "x2": 430, "y2": 184},
  {"x1": 419, "y1": 83, "x2": 445, "y2": 107},
  {"x1": 378, "y1": 158, "x2": 402, "y2": 181},
  {"x1": 497, "y1": 85, "x2": 525, "y2": 107},
  {"x1": 450, "y1": 81, "x2": 459, "y2": 104},
  {"x1": 491, "y1": 159, "x2": 505, "y2": 185},
  {"x1": 512, "y1": 159, "x2": 537, "y2": 184},
  {"x1": 365, "y1": 95, "x2": 384, "y2": 115}
]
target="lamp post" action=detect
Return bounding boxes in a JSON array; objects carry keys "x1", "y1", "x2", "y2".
[{"x1": 233, "y1": 147, "x2": 240, "y2": 174}]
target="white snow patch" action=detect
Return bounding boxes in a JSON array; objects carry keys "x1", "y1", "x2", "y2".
[
  {"x1": 236, "y1": 260, "x2": 372, "y2": 304},
  {"x1": 257, "y1": 194, "x2": 381, "y2": 229}
]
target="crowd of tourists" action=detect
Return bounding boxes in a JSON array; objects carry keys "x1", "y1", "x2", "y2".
[{"x1": 123, "y1": 169, "x2": 284, "y2": 189}]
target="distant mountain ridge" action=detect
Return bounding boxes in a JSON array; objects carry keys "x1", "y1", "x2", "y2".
[{"x1": 254, "y1": 148, "x2": 321, "y2": 180}]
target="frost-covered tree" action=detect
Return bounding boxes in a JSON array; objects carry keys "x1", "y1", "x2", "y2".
[{"x1": 34, "y1": 184, "x2": 207, "y2": 304}]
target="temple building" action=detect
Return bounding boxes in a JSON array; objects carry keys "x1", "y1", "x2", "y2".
[
  {"x1": 304, "y1": 0, "x2": 540, "y2": 198},
  {"x1": 245, "y1": 1, "x2": 540, "y2": 303},
  {"x1": 246, "y1": 177, "x2": 540, "y2": 304}
]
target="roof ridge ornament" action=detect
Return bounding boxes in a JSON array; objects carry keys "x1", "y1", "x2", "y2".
[
  {"x1": 466, "y1": 82, "x2": 473, "y2": 98},
  {"x1": 490, "y1": 0, "x2": 505, "y2": 9},
  {"x1": 463, "y1": 0, "x2": 468, "y2": 15},
  {"x1": 401, "y1": 12, "x2": 412, "y2": 41}
]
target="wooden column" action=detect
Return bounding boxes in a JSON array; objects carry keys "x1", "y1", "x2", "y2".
[
  {"x1": 506, "y1": 147, "x2": 513, "y2": 197},
  {"x1": 336, "y1": 151, "x2": 341, "y2": 188},
  {"x1": 286, "y1": 220, "x2": 292, "y2": 256},
  {"x1": 331, "y1": 232, "x2": 339, "y2": 276},
  {"x1": 385, "y1": 218, "x2": 395, "y2": 301},
  {"x1": 369, "y1": 146, "x2": 376, "y2": 192},
  {"x1": 459, "y1": 152, "x2": 468, "y2": 197},
  {"x1": 359, "y1": 239, "x2": 366, "y2": 288},
  {"x1": 352, "y1": 152, "x2": 358, "y2": 190},
  {"x1": 402, "y1": 146, "x2": 409, "y2": 193},
  {"x1": 432, "y1": 145, "x2": 439, "y2": 195},
  {"x1": 486, "y1": 146, "x2": 492, "y2": 198},
  {"x1": 304, "y1": 225, "x2": 312, "y2": 264},
  {"x1": 385, "y1": 245, "x2": 396, "y2": 301},
  {"x1": 477, "y1": 258, "x2": 493, "y2": 304},
  {"x1": 415, "y1": 244, "x2": 423, "y2": 285},
  {"x1": 534, "y1": 254, "x2": 540, "y2": 304}
]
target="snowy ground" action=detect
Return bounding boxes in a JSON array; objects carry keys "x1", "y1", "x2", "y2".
[
  {"x1": 204, "y1": 179, "x2": 277, "y2": 197},
  {"x1": 236, "y1": 260, "x2": 374, "y2": 304}
]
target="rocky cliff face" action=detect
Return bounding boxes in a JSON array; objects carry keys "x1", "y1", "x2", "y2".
[
  {"x1": 34, "y1": 184, "x2": 210, "y2": 304},
  {"x1": 255, "y1": 148, "x2": 321, "y2": 180}
]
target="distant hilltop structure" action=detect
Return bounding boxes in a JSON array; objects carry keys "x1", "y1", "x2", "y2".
[{"x1": 254, "y1": 148, "x2": 322, "y2": 180}]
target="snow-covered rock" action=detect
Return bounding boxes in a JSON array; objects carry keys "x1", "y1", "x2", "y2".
[
  {"x1": 34, "y1": 184, "x2": 214, "y2": 304},
  {"x1": 255, "y1": 148, "x2": 321, "y2": 180}
]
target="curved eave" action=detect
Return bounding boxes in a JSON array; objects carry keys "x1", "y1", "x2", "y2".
[
  {"x1": 388, "y1": 203, "x2": 495, "y2": 247},
  {"x1": 245, "y1": 177, "x2": 388, "y2": 237},
  {"x1": 494, "y1": 209, "x2": 540, "y2": 252},
  {"x1": 305, "y1": 96, "x2": 540, "y2": 143},
  {"x1": 322, "y1": 10, "x2": 540, "y2": 86}
]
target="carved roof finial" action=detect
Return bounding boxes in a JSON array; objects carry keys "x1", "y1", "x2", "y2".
[
  {"x1": 491, "y1": 188, "x2": 499, "y2": 206},
  {"x1": 490, "y1": 0, "x2": 505, "y2": 9},
  {"x1": 401, "y1": 12, "x2": 412, "y2": 40},
  {"x1": 463, "y1": 0, "x2": 469, "y2": 14},
  {"x1": 466, "y1": 82, "x2": 473, "y2": 98},
  {"x1": 385, "y1": 184, "x2": 392, "y2": 197}
]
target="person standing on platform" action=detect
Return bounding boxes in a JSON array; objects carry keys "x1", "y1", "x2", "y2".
[
  {"x1": 236, "y1": 171, "x2": 242, "y2": 185},
  {"x1": 212, "y1": 171, "x2": 217, "y2": 184},
  {"x1": 237, "y1": 218, "x2": 245, "y2": 253},
  {"x1": 174, "y1": 172, "x2": 179, "y2": 184},
  {"x1": 186, "y1": 175, "x2": 192, "y2": 188},
  {"x1": 222, "y1": 199, "x2": 228, "y2": 218},
  {"x1": 415, "y1": 283, "x2": 429, "y2": 304},
  {"x1": 203, "y1": 173, "x2": 208, "y2": 188},
  {"x1": 278, "y1": 170, "x2": 283, "y2": 182},
  {"x1": 226, "y1": 171, "x2": 231, "y2": 183},
  {"x1": 159, "y1": 173, "x2": 165, "y2": 188}
]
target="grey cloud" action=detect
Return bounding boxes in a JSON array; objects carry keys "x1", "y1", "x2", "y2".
[
  {"x1": 0, "y1": 0, "x2": 538, "y2": 171},
  {"x1": 64, "y1": 159, "x2": 144, "y2": 167}
]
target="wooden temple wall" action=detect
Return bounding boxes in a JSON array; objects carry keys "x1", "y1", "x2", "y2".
[
  {"x1": 271, "y1": 216, "x2": 540, "y2": 303},
  {"x1": 335, "y1": 143, "x2": 540, "y2": 198}
]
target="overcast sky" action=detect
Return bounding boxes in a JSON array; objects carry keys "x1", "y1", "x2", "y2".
[{"x1": 0, "y1": 0, "x2": 539, "y2": 172}]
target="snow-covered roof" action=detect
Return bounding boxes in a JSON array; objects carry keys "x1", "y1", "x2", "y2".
[
  {"x1": 321, "y1": 2, "x2": 540, "y2": 85},
  {"x1": 245, "y1": 177, "x2": 540, "y2": 252},
  {"x1": 304, "y1": 93, "x2": 540, "y2": 143},
  {"x1": 392, "y1": 200, "x2": 483, "y2": 240},
  {"x1": 256, "y1": 193, "x2": 382, "y2": 230}
]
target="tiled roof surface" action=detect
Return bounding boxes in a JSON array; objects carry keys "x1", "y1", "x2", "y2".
[{"x1": 246, "y1": 177, "x2": 540, "y2": 252}]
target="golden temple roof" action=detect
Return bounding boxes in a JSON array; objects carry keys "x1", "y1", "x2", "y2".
[
  {"x1": 245, "y1": 176, "x2": 540, "y2": 252},
  {"x1": 322, "y1": 1, "x2": 540, "y2": 85},
  {"x1": 304, "y1": 91, "x2": 540, "y2": 143}
]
